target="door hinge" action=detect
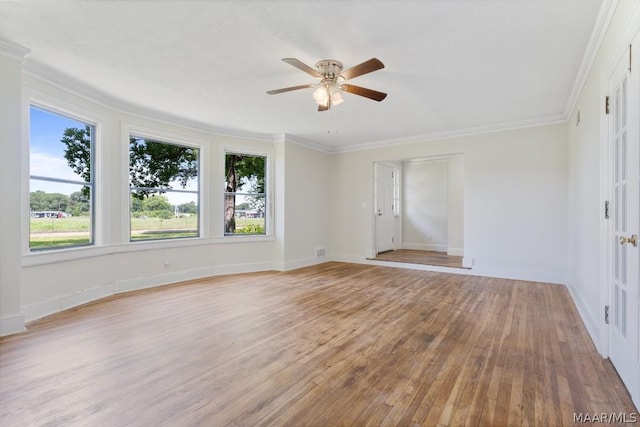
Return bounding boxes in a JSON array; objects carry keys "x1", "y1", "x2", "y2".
[
  {"x1": 605, "y1": 305, "x2": 609, "y2": 324},
  {"x1": 605, "y1": 96, "x2": 610, "y2": 114},
  {"x1": 605, "y1": 200, "x2": 609, "y2": 219}
]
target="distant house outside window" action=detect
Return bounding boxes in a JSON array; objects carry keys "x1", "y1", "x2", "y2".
[{"x1": 224, "y1": 153, "x2": 266, "y2": 235}]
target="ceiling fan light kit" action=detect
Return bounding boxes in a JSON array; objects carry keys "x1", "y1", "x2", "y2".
[{"x1": 267, "y1": 57, "x2": 387, "y2": 111}]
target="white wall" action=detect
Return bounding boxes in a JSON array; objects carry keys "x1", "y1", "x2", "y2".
[
  {"x1": 402, "y1": 159, "x2": 449, "y2": 252},
  {"x1": 567, "y1": 0, "x2": 640, "y2": 351},
  {"x1": 447, "y1": 154, "x2": 464, "y2": 256},
  {"x1": 280, "y1": 138, "x2": 331, "y2": 269},
  {"x1": 330, "y1": 123, "x2": 568, "y2": 283},
  {"x1": 0, "y1": 43, "x2": 29, "y2": 335},
  {"x1": 8, "y1": 72, "x2": 331, "y2": 330}
]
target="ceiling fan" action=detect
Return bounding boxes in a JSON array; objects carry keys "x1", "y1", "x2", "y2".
[{"x1": 267, "y1": 58, "x2": 387, "y2": 111}]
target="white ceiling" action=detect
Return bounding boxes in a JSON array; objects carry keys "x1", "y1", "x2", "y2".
[{"x1": 0, "y1": 0, "x2": 605, "y2": 150}]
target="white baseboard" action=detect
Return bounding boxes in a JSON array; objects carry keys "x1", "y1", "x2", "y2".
[
  {"x1": 365, "y1": 249, "x2": 377, "y2": 259},
  {"x1": 22, "y1": 261, "x2": 275, "y2": 324},
  {"x1": 115, "y1": 261, "x2": 274, "y2": 293},
  {"x1": 23, "y1": 282, "x2": 115, "y2": 323},
  {"x1": 566, "y1": 283, "x2": 601, "y2": 353},
  {"x1": 402, "y1": 243, "x2": 447, "y2": 252},
  {"x1": 466, "y1": 265, "x2": 565, "y2": 284},
  {"x1": 0, "y1": 313, "x2": 26, "y2": 336},
  {"x1": 331, "y1": 253, "x2": 565, "y2": 284},
  {"x1": 447, "y1": 247, "x2": 464, "y2": 256},
  {"x1": 276, "y1": 256, "x2": 328, "y2": 272}
]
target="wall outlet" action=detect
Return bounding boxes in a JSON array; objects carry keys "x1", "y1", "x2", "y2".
[{"x1": 315, "y1": 247, "x2": 326, "y2": 258}]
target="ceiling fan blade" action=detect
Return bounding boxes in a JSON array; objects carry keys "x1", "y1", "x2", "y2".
[
  {"x1": 282, "y1": 58, "x2": 323, "y2": 78},
  {"x1": 341, "y1": 84, "x2": 387, "y2": 102},
  {"x1": 340, "y1": 58, "x2": 385, "y2": 80},
  {"x1": 266, "y1": 84, "x2": 315, "y2": 95}
]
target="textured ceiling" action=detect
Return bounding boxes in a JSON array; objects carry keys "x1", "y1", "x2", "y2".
[{"x1": 0, "y1": 0, "x2": 604, "y2": 150}]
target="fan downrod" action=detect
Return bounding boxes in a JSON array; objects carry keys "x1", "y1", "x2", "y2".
[{"x1": 315, "y1": 60, "x2": 343, "y2": 82}]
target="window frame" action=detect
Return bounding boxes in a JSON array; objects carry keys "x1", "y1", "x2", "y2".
[
  {"x1": 223, "y1": 149, "x2": 270, "y2": 237},
  {"x1": 27, "y1": 103, "x2": 97, "y2": 252},
  {"x1": 126, "y1": 131, "x2": 202, "y2": 243}
]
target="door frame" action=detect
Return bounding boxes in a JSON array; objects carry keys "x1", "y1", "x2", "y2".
[
  {"x1": 600, "y1": 12, "x2": 640, "y2": 359},
  {"x1": 599, "y1": 19, "x2": 640, "y2": 409}
]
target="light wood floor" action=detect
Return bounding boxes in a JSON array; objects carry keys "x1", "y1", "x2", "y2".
[
  {"x1": 373, "y1": 249, "x2": 467, "y2": 269},
  {"x1": 0, "y1": 262, "x2": 636, "y2": 426}
]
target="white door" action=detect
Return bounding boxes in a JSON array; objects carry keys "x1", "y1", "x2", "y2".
[
  {"x1": 608, "y1": 41, "x2": 640, "y2": 406},
  {"x1": 375, "y1": 163, "x2": 395, "y2": 253}
]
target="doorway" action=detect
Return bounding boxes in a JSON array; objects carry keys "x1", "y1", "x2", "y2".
[{"x1": 372, "y1": 154, "x2": 464, "y2": 266}]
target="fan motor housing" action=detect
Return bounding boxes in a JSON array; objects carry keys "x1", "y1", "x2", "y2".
[{"x1": 315, "y1": 60, "x2": 343, "y2": 81}]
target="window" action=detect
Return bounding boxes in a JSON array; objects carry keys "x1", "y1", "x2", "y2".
[
  {"x1": 224, "y1": 153, "x2": 266, "y2": 235},
  {"x1": 29, "y1": 106, "x2": 94, "y2": 251},
  {"x1": 129, "y1": 135, "x2": 199, "y2": 241}
]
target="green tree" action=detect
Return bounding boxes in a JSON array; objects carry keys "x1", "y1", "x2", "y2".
[
  {"x1": 30, "y1": 191, "x2": 70, "y2": 212},
  {"x1": 142, "y1": 195, "x2": 171, "y2": 213},
  {"x1": 61, "y1": 126, "x2": 92, "y2": 197},
  {"x1": 225, "y1": 154, "x2": 265, "y2": 233},
  {"x1": 178, "y1": 201, "x2": 197, "y2": 214},
  {"x1": 30, "y1": 190, "x2": 48, "y2": 211},
  {"x1": 69, "y1": 190, "x2": 90, "y2": 216},
  {"x1": 130, "y1": 197, "x2": 143, "y2": 212},
  {"x1": 129, "y1": 137, "x2": 198, "y2": 199},
  {"x1": 61, "y1": 129, "x2": 198, "y2": 200}
]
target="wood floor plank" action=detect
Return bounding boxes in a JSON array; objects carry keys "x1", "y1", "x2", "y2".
[{"x1": 1, "y1": 262, "x2": 637, "y2": 426}]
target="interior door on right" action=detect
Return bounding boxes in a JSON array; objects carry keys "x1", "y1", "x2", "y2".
[{"x1": 608, "y1": 41, "x2": 640, "y2": 408}]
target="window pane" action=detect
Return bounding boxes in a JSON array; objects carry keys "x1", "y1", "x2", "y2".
[
  {"x1": 30, "y1": 181, "x2": 92, "y2": 250},
  {"x1": 225, "y1": 153, "x2": 266, "y2": 235},
  {"x1": 230, "y1": 194, "x2": 265, "y2": 234},
  {"x1": 129, "y1": 136, "x2": 199, "y2": 241},
  {"x1": 130, "y1": 192, "x2": 199, "y2": 241},
  {"x1": 30, "y1": 106, "x2": 94, "y2": 251},
  {"x1": 30, "y1": 107, "x2": 92, "y2": 183}
]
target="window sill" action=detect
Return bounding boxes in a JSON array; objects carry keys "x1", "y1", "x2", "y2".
[{"x1": 22, "y1": 235, "x2": 275, "y2": 267}]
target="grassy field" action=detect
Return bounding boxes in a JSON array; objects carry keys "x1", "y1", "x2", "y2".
[
  {"x1": 30, "y1": 216, "x2": 264, "y2": 248},
  {"x1": 30, "y1": 217, "x2": 91, "y2": 233},
  {"x1": 30, "y1": 236, "x2": 92, "y2": 249}
]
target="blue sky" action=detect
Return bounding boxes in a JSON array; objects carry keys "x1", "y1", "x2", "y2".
[
  {"x1": 30, "y1": 106, "x2": 88, "y2": 195},
  {"x1": 30, "y1": 106, "x2": 86, "y2": 160},
  {"x1": 30, "y1": 106, "x2": 198, "y2": 206}
]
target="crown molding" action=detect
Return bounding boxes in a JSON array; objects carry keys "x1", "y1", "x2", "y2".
[
  {"x1": 564, "y1": 0, "x2": 618, "y2": 118},
  {"x1": 329, "y1": 114, "x2": 567, "y2": 154},
  {"x1": 273, "y1": 133, "x2": 332, "y2": 154},
  {"x1": 22, "y1": 61, "x2": 274, "y2": 144},
  {"x1": 22, "y1": 60, "x2": 570, "y2": 155},
  {"x1": 0, "y1": 39, "x2": 30, "y2": 61}
]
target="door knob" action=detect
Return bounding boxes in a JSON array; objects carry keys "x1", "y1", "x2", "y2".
[{"x1": 619, "y1": 234, "x2": 638, "y2": 247}]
